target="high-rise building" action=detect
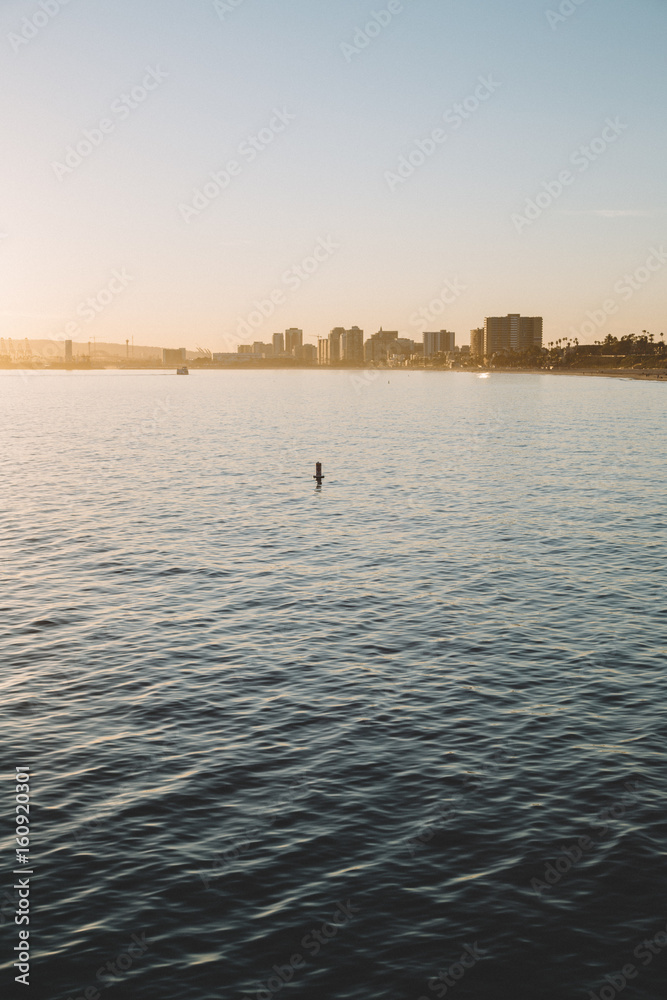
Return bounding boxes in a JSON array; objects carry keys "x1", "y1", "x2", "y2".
[
  {"x1": 273, "y1": 333, "x2": 285, "y2": 355},
  {"x1": 520, "y1": 315, "x2": 543, "y2": 351},
  {"x1": 64, "y1": 340, "x2": 73, "y2": 362},
  {"x1": 423, "y1": 331, "x2": 456, "y2": 357},
  {"x1": 340, "y1": 327, "x2": 364, "y2": 364},
  {"x1": 285, "y1": 328, "x2": 303, "y2": 355},
  {"x1": 484, "y1": 317, "x2": 508, "y2": 354},
  {"x1": 318, "y1": 338, "x2": 330, "y2": 365},
  {"x1": 328, "y1": 328, "x2": 344, "y2": 363},
  {"x1": 470, "y1": 328, "x2": 484, "y2": 356},
  {"x1": 483, "y1": 315, "x2": 542, "y2": 354}
]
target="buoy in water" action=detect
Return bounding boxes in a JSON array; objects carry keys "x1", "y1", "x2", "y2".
[{"x1": 314, "y1": 462, "x2": 324, "y2": 484}]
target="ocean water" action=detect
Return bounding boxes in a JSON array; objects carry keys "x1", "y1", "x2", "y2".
[{"x1": 1, "y1": 369, "x2": 666, "y2": 1000}]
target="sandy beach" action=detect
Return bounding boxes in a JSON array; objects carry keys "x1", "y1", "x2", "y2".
[{"x1": 490, "y1": 368, "x2": 667, "y2": 382}]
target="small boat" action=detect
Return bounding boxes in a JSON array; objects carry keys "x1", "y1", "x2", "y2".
[{"x1": 176, "y1": 366, "x2": 189, "y2": 375}]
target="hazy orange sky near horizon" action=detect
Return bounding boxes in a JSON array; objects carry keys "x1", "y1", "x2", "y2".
[{"x1": 1, "y1": 0, "x2": 666, "y2": 351}]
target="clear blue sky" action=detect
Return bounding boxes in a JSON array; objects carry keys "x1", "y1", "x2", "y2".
[{"x1": 1, "y1": 0, "x2": 665, "y2": 350}]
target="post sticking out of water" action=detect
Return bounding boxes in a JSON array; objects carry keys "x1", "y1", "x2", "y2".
[{"x1": 314, "y1": 462, "x2": 324, "y2": 485}]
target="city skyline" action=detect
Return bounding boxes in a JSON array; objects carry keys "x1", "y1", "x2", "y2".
[
  {"x1": 2, "y1": 314, "x2": 545, "y2": 363},
  {"x1": 1, "y1": 0, "x2": 665, "y2": 350}
]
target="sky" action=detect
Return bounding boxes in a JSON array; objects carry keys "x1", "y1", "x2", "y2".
[{"x1": 1, "y1": 0, "x2": 666, "y2": 351}]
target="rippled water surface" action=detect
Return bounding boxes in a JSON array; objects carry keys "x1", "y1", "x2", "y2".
[{"x1": 1, "y1": 370, "x2": 666, "y2": 1000}]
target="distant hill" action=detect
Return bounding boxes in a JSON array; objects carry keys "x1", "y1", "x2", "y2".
[{"x1": 0, "y1": 339, "x2": 167, "y2": 361}]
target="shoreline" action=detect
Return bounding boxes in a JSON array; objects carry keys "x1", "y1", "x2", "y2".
[
  {"x1": 3, "y1": 365, "x2": 666, "y2": 381},
  {"x1": 488, "y1": 367, "x2": 667, "y2": 382}
]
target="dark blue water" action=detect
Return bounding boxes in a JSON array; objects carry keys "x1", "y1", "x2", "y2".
[{"x1": 1, "y1": 370, "x2": 666, "y2": 1000}]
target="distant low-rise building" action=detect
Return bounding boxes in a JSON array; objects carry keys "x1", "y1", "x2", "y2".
[
  {"x1": 297, "y1": 344, "x2": 317, "y2": 363},
  {"x1": 252, "y1": 342, "x2": 274, "y2": 356},
  {"x1": 388, "y1": 338, "x2": 415, "y2": 358},
  {"x1": 163, "y1": 347, "x2": 187, "y2": 365}
]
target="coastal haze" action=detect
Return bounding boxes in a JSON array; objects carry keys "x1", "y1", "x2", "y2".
[{"x1": 1, "y1": 0, "x2": 666, "y2": 350}]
